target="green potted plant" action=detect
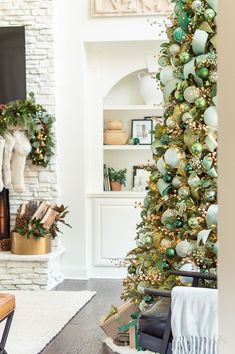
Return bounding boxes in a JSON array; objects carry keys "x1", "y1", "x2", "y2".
[{"x1": 108, "y1": 168, "x2": 127, "y2": 191}]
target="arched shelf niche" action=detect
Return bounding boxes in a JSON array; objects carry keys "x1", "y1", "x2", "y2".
[{"x1": 103, "y1": 68, "x2": 148, "y2": 106}]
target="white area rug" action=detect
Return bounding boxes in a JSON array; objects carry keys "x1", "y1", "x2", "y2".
[
  {"x1": 0, "y1": 290, "x2": 96, "y2": 354},
  {"x1": 104, "y1": 337, "x2": 155, "y2": 354}
]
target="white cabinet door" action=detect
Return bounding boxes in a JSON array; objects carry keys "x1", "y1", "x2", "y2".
[{"x1": 93, "y1": 198, "x2": 142, "y2": 267}]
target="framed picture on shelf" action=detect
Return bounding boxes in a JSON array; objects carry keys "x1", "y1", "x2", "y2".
[
  {"x1": 131, "y1": 118, "x2": 153, "y2": 145},
  {"x1": 132, "y1": 166, "x2": 150, "y2": 192}
]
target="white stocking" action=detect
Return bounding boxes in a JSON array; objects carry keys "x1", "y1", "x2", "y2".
[
  {"x1": 0, "y1": 137, "x2": 5, "y2": 192},
  {"x1": 11, "y1": 131, "x2": 32, "y2": 193},
  {"x1": 3, "y1": 132, "x2": 15, "y2": 189}
]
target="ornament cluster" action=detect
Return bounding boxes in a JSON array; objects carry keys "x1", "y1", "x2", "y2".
[{"x1": 122, "y1": 0, "x2": 217, "y2": 305}]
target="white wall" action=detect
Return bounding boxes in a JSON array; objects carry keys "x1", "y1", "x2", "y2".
[{"x1": 54, "y1": 0, "x2": 167, "y2": 278}]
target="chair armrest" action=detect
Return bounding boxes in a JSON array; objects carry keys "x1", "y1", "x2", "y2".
[
  {"x1": 137, "y1": 285, "x2": 171, "y2": 298},
  {"x1": 169, "y1": 270, "x2": 217, "y2": 282}
]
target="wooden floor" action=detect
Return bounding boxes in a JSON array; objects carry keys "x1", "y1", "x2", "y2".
[{"x1": 41, "y1": 279, "x2": 123, "y2": 354}]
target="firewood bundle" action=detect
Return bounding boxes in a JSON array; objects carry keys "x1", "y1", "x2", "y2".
[{"x1": 14, "y1": 200, "x2": 70, "y2": 239}]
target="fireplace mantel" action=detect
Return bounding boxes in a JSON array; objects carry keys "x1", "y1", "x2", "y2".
[{"x1": 0, "y1": 246, "x2": 65, "y2": 290}]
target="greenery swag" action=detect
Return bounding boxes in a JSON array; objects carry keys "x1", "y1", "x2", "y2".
[{"x1": 0, "y1": 92, "x2": 55, "y2": 167}]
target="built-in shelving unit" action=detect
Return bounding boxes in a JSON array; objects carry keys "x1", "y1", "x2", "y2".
[
  {"x1": 103, "y1": 104, "x2": 163, "y2": 112},
  {"x1": 103, "y1": 145, "x2": 151, "y2": 151}
]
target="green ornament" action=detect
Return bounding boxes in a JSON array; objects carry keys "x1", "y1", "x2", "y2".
[
  {"x1": 166, "y1": 247, "x2": 176, "y2": 259},
  {"x1": 173, "y1": 27, "x2": 187, "y2": 43},
  {"x1": 191, "y1": 0, "x2": 202, "y2": 10},
  {"x1": 172, "y1": 176, "x2": 184, "y2": 188},
  {"x1": 179, "y1": 12, "x2": 190, "y2": 32},
  {"x1": 195, "y1": 96, "x2": 207, "y2": 108},
  {"x1": 162, "y1": 260, "x2": 170, "y2": 270},
  {"x1": 174, "y1": 3, "x2": 183, "y2": 16},
  {"x1": 180, "y1": 122, "x2": 187, "y2": 130},
  {"x1": 204, "y1": 8, "x2": 216, "y2": 21},
  {"x1": 182, "y1": 112, "x2": 193, "y2": 123},
  {"x1": 196, "y1": 67, "x2": 209, "y2": 79},
  {"x1": 178, "y1": 185, "x2": 190, "y2": 198},
  {"x1": 175, "y1": 91, "x2": 184, "y2": 102},
  {"x1": 133, "y1": 138, "x2": 140, "y2": 145},
  {"x1": 191, "y1": 141, "x2": 203, "y2": 156},
  {"x1": 166, "y1": 117, "x2": 176, "y2": 128},
  {"x1": 164, "y1": 173, "x2": 173, "y2": 183},
  {"x1": 128, "y1": 265, "x2": 136, "y2": 274},
  {"x1": 179, "y1": 51, "x2": 191, "y2": 64},
  {"x1": 188, "y1": 216, "x2": 199, "y2": 229},
  {"x1": 144, "y1": 260, "x2": 152, "y2": 268},
  {"x1": 174, "y1": 217, "x2": 184, "y2": 229},
  {"x1": 160, "y1": 134, "x2": 170, "y2": 145},
  {"x1": 144, "y1": 295, "x2": 154, "y2": 305},
  {"x1": 158, "y1": 56, "x2": 170, "y2": 67},
  {"x1": 185, "y1": 163, "x2": 193, "y2": 173}
]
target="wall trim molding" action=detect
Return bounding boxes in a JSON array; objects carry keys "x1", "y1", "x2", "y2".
[{"x1": 61, "y1": 266, "x2": 89, "y2": 280}]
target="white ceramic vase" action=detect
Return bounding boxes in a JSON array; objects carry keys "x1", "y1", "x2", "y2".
[{"x1": 138, "y1": 72, "x2": 162, "y2": 106}]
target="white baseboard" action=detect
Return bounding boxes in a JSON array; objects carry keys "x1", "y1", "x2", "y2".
[{"x1": 61, "y1": 265, "x2": 89, "y2": 280}]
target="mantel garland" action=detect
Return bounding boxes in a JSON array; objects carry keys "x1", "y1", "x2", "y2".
[{"x1": 0, "y1": 92, "x2": 55, "y2": 167}]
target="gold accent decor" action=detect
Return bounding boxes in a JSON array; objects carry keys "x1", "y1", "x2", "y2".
[{"x1": 11, "y1": 232, "x2": 51, "y2": 255}]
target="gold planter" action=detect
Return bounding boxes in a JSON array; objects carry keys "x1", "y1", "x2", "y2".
[{"x1": 11, "y1": 232, "x2": 51, "y2": 255}]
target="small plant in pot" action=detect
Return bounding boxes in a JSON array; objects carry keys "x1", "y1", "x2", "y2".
[
  {"x1": 11, "y1": 200, "x2": 71, "y2": 255},
  {"x1": 108, "y1": 168, "x2": 127, "y2": 191}
]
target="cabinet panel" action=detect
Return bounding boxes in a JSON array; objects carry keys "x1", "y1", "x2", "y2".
[{"x1": 93, "y1": 198, "x2": 142, "y2": 267}]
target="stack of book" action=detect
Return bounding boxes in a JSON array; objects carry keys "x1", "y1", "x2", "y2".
[{"x1": 103, "y1": 164, "x2": 111, "y2": 191}]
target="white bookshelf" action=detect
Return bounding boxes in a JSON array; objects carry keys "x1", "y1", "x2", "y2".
[{"x1": 103, "y1": 145, "x2": 151, "y2": 151}]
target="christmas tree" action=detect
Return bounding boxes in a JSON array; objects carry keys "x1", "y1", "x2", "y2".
[{"x1": 122, "y1": 0, "x2": 217, "y2": 305}]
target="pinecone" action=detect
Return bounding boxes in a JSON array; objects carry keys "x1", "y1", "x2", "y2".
[{"x1": 15, "y1": 214, "x2": 28, "y2": 229}]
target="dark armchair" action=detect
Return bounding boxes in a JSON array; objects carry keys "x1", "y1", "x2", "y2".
[{"x1": 138, "y1": 270, "x2": 217, "y2": 354}]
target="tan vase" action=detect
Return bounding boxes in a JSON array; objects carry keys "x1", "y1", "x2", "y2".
[
  {"x1": 11, "y1": 232, "x2": 51, "y2": 255},
  {"x1": 107, "y1": 120, "x2": 123, "y2": 130},
  {"x1": 111, "y1": 181, "x2": 122, "y2": 191}
]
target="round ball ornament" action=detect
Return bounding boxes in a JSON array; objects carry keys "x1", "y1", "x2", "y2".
[
  {"x1": 166, "y1": 247, "x2": 176, "y2": 259},
  {"x1": 176, "y1": 240, "x2": 193, "y2": 257},
  {"x1": 209, "y1": 70, "x2": 217, "y2": 83},
  {"x1": 158, "y1": 55, "x2": 170, "y2": 67},
  {"x1": 175, "y1": 91, "x2": 184, "y2": 103},
  {"x1": 179, "y1": 263, "x2": 200, "y2": 285},
  {"x1": 144, "y1": 295, "x2": 154, "y2": 305},
  {"x1": 169, "y1": 43, "x2": 181, "y2": 56},
  {"x1": 195, "y1": 96, "x2": 207, "y2": 108},
  {"x1": 185, "y1": 163, "x2": 193, "y2": 173},
  {"x1": 133, "y1": 137, "x2": 140, "y2": 145},
  {"x1": 205, "y1": 189, "x2": 217, "y2": 201},
  {"x1": 182, "y1": 112, "x2": 193, "y2": 123},
  {"x1": 179, "y1": 51, "x2": 191, "y2": 64},
  {"x1": 188, "y1": 216, "x2": 199, "y2": 229},
  {"x1": 191, "y1": 142, "x2": 203, "y2": 156},
  {"x1": 162, "y1": 260, "x2": 170, "y2": 271},
  {"x1": 172, "y1": 176, "x2": 184, "y2": 188},
  {"x1": 160, "y1": 134, "x2": 170, "y2": 145},
  {"x1": 204, "y1": 106, "x2": 218, "y2": 128},
  {"x1": 165, "y1": 148, "x2": 185, "y2": 168},
  {"x1": 160, "y1": 238, "x2": 172, "y2": 249},
  {"x1": 140, "y1": 235, "x2": 153, "y2": 246},
  {"x1": 178, "y1": 185, "x2": 190, "y2": 198},
  {"x1": 183, "y1": 86, "x2": 200, "y2": 103},
  {"x1": 173, "y1": 27, "x2": 187, "y2": 43},
  {"x1": 166, "y1": 117, "x2": 176, "y2": 128},
  {"x1": 204, "y1": 8, "x2": 216, "y2": 21},
  {"x1": 160, "y1": 66, "x2": 175, "y2": 85},
  {"x1": 179, "y1": 122, "x2": 187, "y2": 130},
  {"x1": 161, "y1": 209, "x2": 177, "y2": 229},
  {"x1": 174, "y1": 217, "x2": 184, "y2": 229},
  {"x1": 128, "y1": 265, "x2": 136, "y2": 274},
  {"x1": 164, "y1": 172, "x2": 173, "y2": 183},
  {"x1": 191, "y1": 0, "x2": 202, "y2": 10},
  {"x1": 196, "y1": 67, "x2": 209, "y2": 80},
  {"x1": 188, "y1": 174, "x2": 201, "y2": 188}
]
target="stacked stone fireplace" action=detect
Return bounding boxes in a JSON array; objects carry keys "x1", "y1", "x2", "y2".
[{"x1": 0, "y1": 0, "x2": 65, "y2": 290}]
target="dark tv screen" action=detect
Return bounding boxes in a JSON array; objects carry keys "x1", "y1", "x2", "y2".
[{"x1": 0, "y1": 26, "x2": 26, "y2": 104}]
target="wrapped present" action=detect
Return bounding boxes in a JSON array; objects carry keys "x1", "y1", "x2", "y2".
[
  {"x1": 100, "y1": 301, "x2": 139, "y2": 340},
  {"x1": 119, "y1": 312, "x2": 140, "y2": 349}
]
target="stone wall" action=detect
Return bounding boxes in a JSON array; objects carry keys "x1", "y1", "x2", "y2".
[{"x1": 0, "y1": 0, "x2": 58, "y2": 225}]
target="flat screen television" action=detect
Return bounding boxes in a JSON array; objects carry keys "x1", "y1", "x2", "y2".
[{"x1": 0, "y1": 26, "x2": 26, "y2": 104}]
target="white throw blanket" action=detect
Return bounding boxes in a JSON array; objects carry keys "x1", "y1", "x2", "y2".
[{"x1": 171, "y1": 286, "x2": 218, "y2": 354}]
